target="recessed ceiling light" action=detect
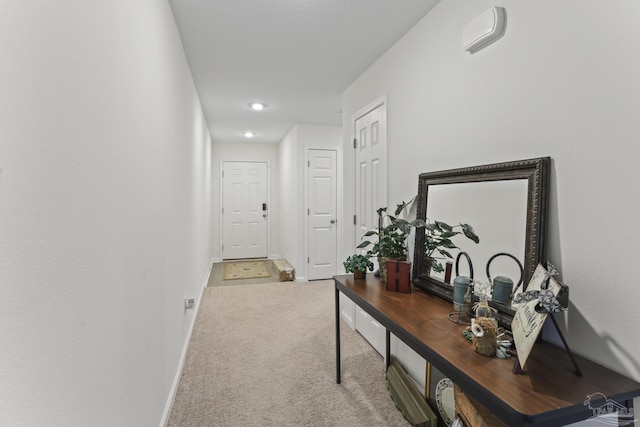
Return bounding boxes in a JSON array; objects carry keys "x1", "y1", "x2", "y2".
[
  {"x1": 244, "y1": 131, "x2": 255, "y2": 138},
  {"x1": 250, "y1": 103, "x2": 265, "y2": 111}
]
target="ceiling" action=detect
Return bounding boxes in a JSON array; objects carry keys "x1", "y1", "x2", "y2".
[{"x1": 168, "y1": 0, "x2": 440, "y2": 144}]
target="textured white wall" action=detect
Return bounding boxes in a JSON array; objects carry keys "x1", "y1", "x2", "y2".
[
  {"x1": 278, "y1": 126, "x2": 301, "y2": 273},
  {"x1": 211, "y1": 141, "x2": 281, "y2": 260},
  {"x1": 0, "y1": 1, "x2": 213, "y2": 426},
  {"x1": 297, "y1": 124, "x2": 343, "y2": 150},
  {"x1": 343, "y1": 0, "x2": 640, "y2": 391}
]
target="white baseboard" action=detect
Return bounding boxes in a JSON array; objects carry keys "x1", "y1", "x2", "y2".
[
  {"x1": 211, "y1": 257, "x2": 221, "y2": 263},
  {"x1": 159, "y1": 260, "x2": 213, "y2": 427},
  {"x1": 205, "y1": 257, "x2": 215, "y2": 288}
]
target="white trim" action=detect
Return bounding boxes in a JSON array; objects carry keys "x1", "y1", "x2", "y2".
[
  {"x1": 159, "y1": 257, "x2": 214, "y2": 427},
  {"x1": 218, "y1": 159, "x2": 224, "y2": 260},
  {"x1": 351, "y1": 96, "x2": 388, "y2": 249},
  {"x1": 336, "y1": 145, "x2": 344, "y2": 277},
  {"x1": 219, "y1": 160, "x2": 271, "y2": 260},
  {"x1": 304, "y1": 147, "x2": 342, "y2": 280},
  {"x1": 304, "y1": 151, "x2": 308, "y2": 280},
  {"x1": 266, "y1": 161, "x2": 271, "y2": 258},
  {"x1": 351, "y1": 95, "x2": 387, "y2": 128},
  {"x1": 205, "y1": 257, "x2": 215, "y2": 287}
]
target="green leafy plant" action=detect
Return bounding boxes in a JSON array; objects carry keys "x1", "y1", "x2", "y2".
[
  {"x1": 357, "y1": 200, "x2": 424, "y2": 261},
  {"x1": 355, "y1": 198, "x2": 479, "y2": 277},
  {"x1": 423, "y1": 220, "x2": 479, "y2": 273},
  {"x1": 343, "y1": 254, "x2": 374, "y2": 273}
]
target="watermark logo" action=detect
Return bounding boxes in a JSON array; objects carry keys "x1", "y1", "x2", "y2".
[{"x1": 583, "y1": 392, "x2": 636, "y2": 426}]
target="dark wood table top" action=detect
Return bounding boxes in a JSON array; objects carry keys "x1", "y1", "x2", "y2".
[{"x1": 334, "y1": 274, "x2": 640, "y2": 426}]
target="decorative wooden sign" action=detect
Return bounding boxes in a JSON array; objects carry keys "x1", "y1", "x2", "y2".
[
  {"x1": 511, "y1": 263, "x2": 562, "y2": 369},
  {"x1": 386, "y1": 260, "x2": 411, "y2": 293}
]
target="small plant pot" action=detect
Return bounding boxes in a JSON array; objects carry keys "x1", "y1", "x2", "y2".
[
  {"x1": 354, "y1": 269, "x2": 366, "y2": 280},
  {"x1": 424, "y1": 257, "x2": 434, "y2": 277}
]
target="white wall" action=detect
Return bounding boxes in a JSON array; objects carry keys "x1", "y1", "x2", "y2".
[
  {"x1": 343, "y1": 0, "x2": 640, "y2": 389},
  {"x1": 278, "y1": 124, "x2": 342, "y2": 281},
  {"x1": 298, "y1": 124, "x2": 343, "y2": 151},
  {"x1": 211, "y1": 141, "x2": 281, "y2": 260},
  {"x1": 278, "y1": 126, "x2": 302, "y2": 276},
  {"x1": 0, "y1": 1, "x2": 213, "y2": 426}
]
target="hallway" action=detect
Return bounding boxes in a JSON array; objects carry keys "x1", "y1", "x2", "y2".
[{"x1": 166, "y1": 279, "x2": 409, "y2": 427}]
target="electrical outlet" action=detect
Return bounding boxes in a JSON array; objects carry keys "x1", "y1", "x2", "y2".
[{"x1": 184, "y1": 297, "x2": 195, "y2": 310}]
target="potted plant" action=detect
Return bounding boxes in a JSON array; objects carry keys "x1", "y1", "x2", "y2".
[
  {"x1": 343, "y1": 253, "x2": 374, "y2": 279},
  {"x1": 357, "y1": 199, "x2": 424, "y2": 282},
  {"x1": 423, "y1": 219, "x2": 479, "y2": 274}
]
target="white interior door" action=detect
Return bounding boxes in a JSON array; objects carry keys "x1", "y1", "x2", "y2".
[
  {"x1": 222, "y1": 161, "x2": 268, "y2": 260},
  {"x1": 307, "y1": 149, "x2": 338, "y2": 280},
  {"x1": 354, "y1": 101, "x2": 387, "y2": 257}
]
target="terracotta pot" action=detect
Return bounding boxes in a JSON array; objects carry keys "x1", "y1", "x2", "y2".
[{"x1": 354, "y1": 269, "x2": 366, "y2": 280}]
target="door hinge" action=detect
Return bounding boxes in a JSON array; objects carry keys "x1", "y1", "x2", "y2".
[
  {"x1": 308, "y1": 160, "x2": 310, "y2": 167},
  {"x1": 307, "y1": 208, "x2": 310, "y2": 215},
  {"x1": 307, "y1": 257, "x2": 310, "y2": 264},
  {"x1": 353, "y1": 138, "x2": 357, "y2": 149},
  {"x1": 222, "y1": 170, "x2": 224, "y2": 177},
  {"x1": 353, "y1": 214, "x2": 357, "y2": 225},
  {"x1": 222, "y1": 207, "x2": 224, "y2": 214}
]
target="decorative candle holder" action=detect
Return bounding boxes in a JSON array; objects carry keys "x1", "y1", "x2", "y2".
[
  {"x1": 486, "y1": 252, "x2": 524, "y2": 305},
  {"x1": 448, "y1": 252, "x2": 474, "y2": 324}
]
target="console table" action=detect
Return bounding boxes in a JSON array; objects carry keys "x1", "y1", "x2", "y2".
[{"x1": 334, "y1": 274, "x2": 640, "y2": 426}]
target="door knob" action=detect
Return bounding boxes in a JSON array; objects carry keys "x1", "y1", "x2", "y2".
[
  {"x1": 263, "y1": 213, "x2": 268, "y2": 218},
  {"x1": 330, "y1": 219, "x2": 336, "y2": 224}
]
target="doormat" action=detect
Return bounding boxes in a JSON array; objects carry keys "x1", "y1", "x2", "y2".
[{"x1": 223, "y1": 261, "x2": 272, "y2": 280}]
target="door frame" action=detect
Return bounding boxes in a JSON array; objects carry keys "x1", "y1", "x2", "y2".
[
  {"x1": 219, "y1": 160, "x2": 271, "y2": 260},
  {"x1": 304, "y1": 147, "x2": 343, "y2": 281}
]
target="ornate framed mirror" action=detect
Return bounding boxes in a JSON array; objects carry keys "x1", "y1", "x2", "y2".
[{"x1": 412, "y1": 157, "x2": 550, "y2": 326}]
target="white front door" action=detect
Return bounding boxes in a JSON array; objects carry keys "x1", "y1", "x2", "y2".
[
  {"x1": 307, "y1": 149, "x2": 338, "y2": 280},
  {"x1": 221, "y1": 161, "x2": 269, "y2": 260},
  {"x1": 354, "y1": 101, "x2": 387, "y2": 255}
]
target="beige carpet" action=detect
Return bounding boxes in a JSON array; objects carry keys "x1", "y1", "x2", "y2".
[
  {"x1": 223, "y1": 260, "x2": 272, "y2": 280},
  {"x1": 167, "y1": 280, "x2": 410, "y2": 427}
]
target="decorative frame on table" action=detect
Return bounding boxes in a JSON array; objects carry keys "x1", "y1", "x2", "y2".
[
  {"x1": 426, "y1": 362, "x2": 456, "y2": 427},
  {"x1": 412, "y1": 157, "x2": 550, "y2": 328}
]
